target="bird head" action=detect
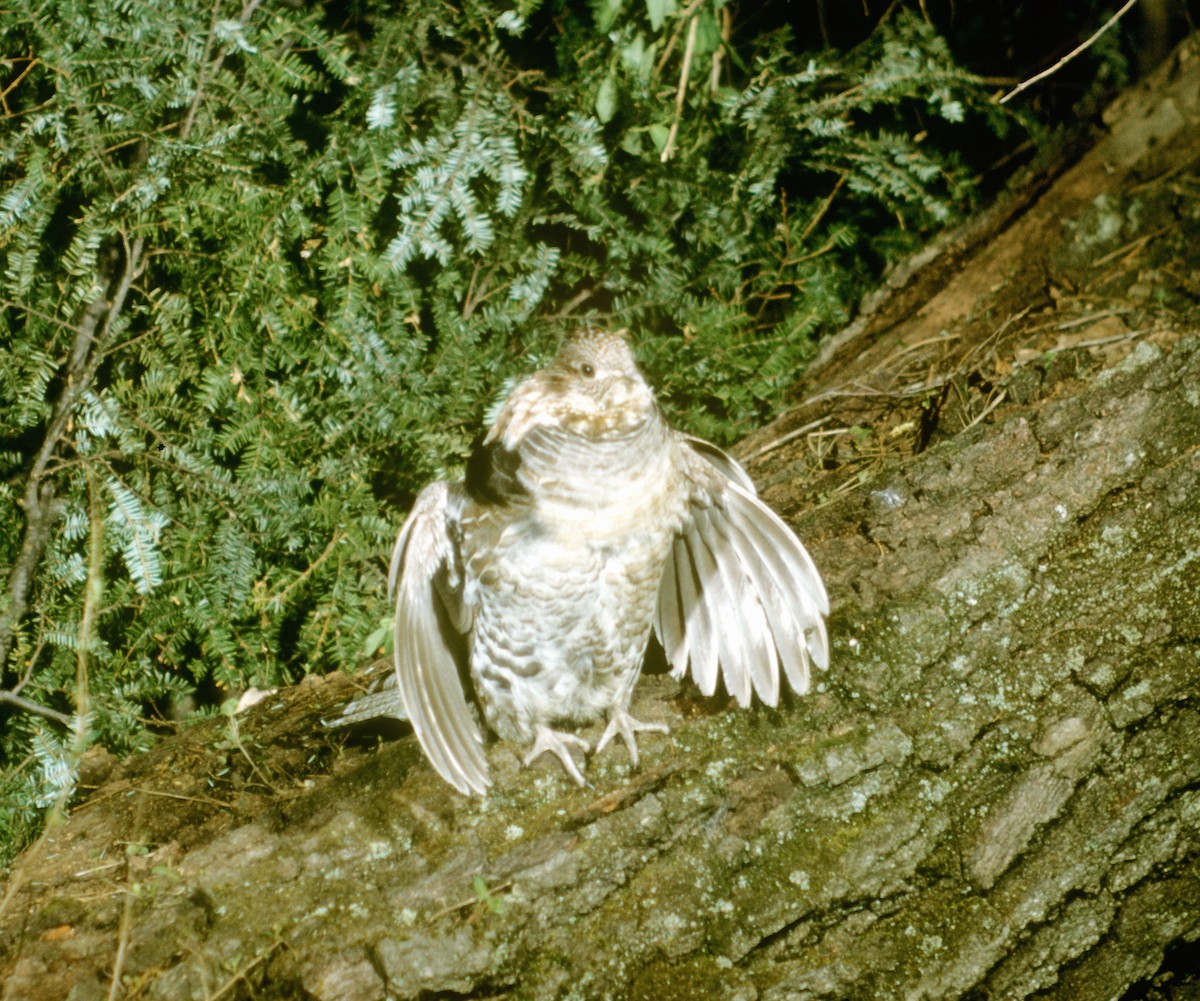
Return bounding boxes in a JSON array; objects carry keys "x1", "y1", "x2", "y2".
[{"x1": 486, "y1": 329, "x2": 658, "y2": 448}]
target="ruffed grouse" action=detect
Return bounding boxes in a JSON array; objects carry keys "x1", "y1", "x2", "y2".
[{"x1": 389, "y1": 330, "x2": 829, "y2": 794}]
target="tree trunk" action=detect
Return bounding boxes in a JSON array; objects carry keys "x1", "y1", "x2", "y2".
[{"x1": 3, "y1": 35, "x2": 1199, "y2": 1001}]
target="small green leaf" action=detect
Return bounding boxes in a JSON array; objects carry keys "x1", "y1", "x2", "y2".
[
  {"x1": 694, "y1": 10, "x2": 721, "y2": 56},
  {"x1": 473, "y1": 875, "x2": 507, "y2": 915},
  {"x1": 645, "y1": 0, "x2": 675, "y2": 31},
  {"x1": 638, "y1": 40, "x2": 659, "y2": 83},
  {"x1": 620, "y1": 35, "x2": 645, "y2": 73},
  {"x1": 596, "y1": 0, "x2": 622, "y2": 33},
  {"x1": 363, "y1": 617, "x2": 391, "y2": 656},
  {"x1": 648, "y1": 123, "x2": 670, "y2": 152},
  {"x1": 596, "y1": 73, "x2": 618, "y2": 124}
]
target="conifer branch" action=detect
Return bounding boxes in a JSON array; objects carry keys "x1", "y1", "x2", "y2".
[
  {"x1": 182, "y1": 0, "x2": 225, "y2": 142},
  {"x1": 0, "y1": 235, "x2": 144, "y2": 679}
]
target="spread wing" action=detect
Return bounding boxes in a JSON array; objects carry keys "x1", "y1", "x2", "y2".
[
  {"x1": 389, "y1": 480, "x2": 490, "y2": 795},
  {"x1": 654, "y1": 438, "x2": 830, "y2": 707}
]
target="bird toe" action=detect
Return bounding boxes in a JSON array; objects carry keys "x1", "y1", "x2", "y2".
[
  {"x1": 523, "y1": 725, "x2": 592, "y2": 786},
  {"x1": 596, "y1": 710, "x2": 670, "y2": 768}
]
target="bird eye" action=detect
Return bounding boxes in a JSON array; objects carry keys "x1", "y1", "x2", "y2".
[{"x1": 580, "y1": 363, "x2": 596, "y2": 378}]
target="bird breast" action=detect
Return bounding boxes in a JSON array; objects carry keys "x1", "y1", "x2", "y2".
[
  {"x1": 462, "y1": 416, "x2": 686, "y2": 739},
  {"x1": 514, "y1": 418, "x2": 685, "y2": 540}
]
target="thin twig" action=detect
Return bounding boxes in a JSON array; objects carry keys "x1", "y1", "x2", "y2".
[
  {"x1": 653, "y1": 0, "x2": 706, "y2": 77},
  {"x1": 0, "y1": 54, "x2": 40, "y2": 116},
  {"x1": 885, "y1": 332, "x2": 961, "y2": 366},
  {"x1": 740, "y1": 417, "x2": 834, "y2": 463},
  {"x1": 1051, "y1": 309, "x2": 1129, "y2": 331},
  {"x1": 430, "y1": 877, "x2": 516, "y2": 921},
  {"x1": 106, "y1": 793, "x2": 148, "y2": 1001},
  {"x1": 1090, "y1": 225, "x2": 1170, "y2": 268},
  {"x1": 260, "y1": 528, "x2": 343, "y2": 610},
  {"x1": 788, "y1": 233, "x2": 841, "y2": 266},
  {"x1": 8, "y1": 637, "x2": 45, "y2": 697},
  {"x1": 962, "y1": 389, "x2": 1007, "y2": 432},
  {"x1": 182, "y1": 0, "x2": 263, "y2": 140},
  {"x1": 661, "y1": 14, "x2": 699, "y2": 163},
  {"x1": 74, "y1": 467, "x2": 104, "y2": 759},
  {"x1": 709, "y1": 6, "x2": 730, "y2": 94},
  {"x1": 0, "y1": 234, "x2": 145, "y2": 719},
  {"x1": 221, "y1": 705, "x2": 281, "y2": 794},
  {"x1": 106, "y1": 861, "x2": 136, "y2": 1001},
  {"x1": 800, "y1": 175, "x2": 848, "y2": 243},
  {"x1": 1000, "y1": 0, "x2": 1139, "y2": 104},
  {"x1": 1055, "y1": 329, "x2": 1147, "y2": 352},
  {"x1": 183, "y1": 0, "x2": 228, "y2": 141},
  {"x1": 806, "y1": 426, "x2": 860, "y2": 438},
  {"x1": 958, "y1": 306, "x2": 1033, "y2": 369},
  {"x1": 208, "y1": 939, "x2": 285, "y2": 1001},
  {"x1": 546, "y1": 288, "x2": 595, "y2": 319},
  {"x1": 0, "y1": 689, "x2": 72, "y2": 725},
  {"x1": 0, "y1": 235, "x2": 142, "y2": 673},
  {"x1": 803, "y1": 372, "x2": 954, "y2": 407},
  {"x1": 138, "y1": 788, "x2": 234, "y2": 809},
  {"x1": 1018, "y1": 309, "x2": 1126, "y2": 336},
  {"x1": 74, "y1": 861, "x2": 124, "y2": 878}
]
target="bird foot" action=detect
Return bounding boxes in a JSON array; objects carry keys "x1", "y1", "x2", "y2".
[
  {"x1": 595, "y1": 710, "x2": 669, "y2": 769},
  {"x1": 523, "y1": 725, "x2": 592, "y2": 786}
]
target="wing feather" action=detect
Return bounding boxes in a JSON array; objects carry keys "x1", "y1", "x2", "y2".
[
  {"x1": 692, "y1": 509, "x2": 753, "y2": 706},
  {"x1": 696, "y1": 503, "x2": 781, "y2": 706},
  {"x1": 723, "y1": 485, "x2": 827, "y2": 692},
  {"x1": 655, "y1": 541, "x2": 687, "y2": 670},
  {"x1": 730, "y1": 488, "x2": 829, "y2": 667},
  {"x1": 391, "y1": 482, "x2": 490, "y2": 795},
  {"x1": 680, "y1": 521, "x2": 720, "y2": 696},
  {"x1": 655, "y1": 438, "x2": 829, "y2": 705},
  {"x1": 679, "y1": 436, "x2": 757, "y2": 493}
]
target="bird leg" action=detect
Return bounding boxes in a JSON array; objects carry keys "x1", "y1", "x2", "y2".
[
  {"x1": 595, "y1": 710, "x2": 669, "y2": 769},
  {"x1": 523, "y1": 725, "x2": 592, "y2": 786}
]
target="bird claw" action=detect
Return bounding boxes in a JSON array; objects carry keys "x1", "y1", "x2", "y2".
[
  {"x1": 595, "y1": 710, "x2": 669, "y2": 768},
  {"x1": 523, "y1": 725, "x2": 592, "y2": 786}
]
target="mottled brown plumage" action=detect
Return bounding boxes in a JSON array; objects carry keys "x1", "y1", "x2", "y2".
[{"x1": 388, "y1": 330, "x2": 829, "y2": 794}]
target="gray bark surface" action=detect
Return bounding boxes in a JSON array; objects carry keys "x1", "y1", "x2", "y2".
[{"x1": 2, "y1": 33, "x2": 1199, "y2": 1001}]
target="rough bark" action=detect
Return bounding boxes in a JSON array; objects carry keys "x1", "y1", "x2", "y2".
[{"x1": 2, "y1": 35, "x2": 1200, "y2": 1001}]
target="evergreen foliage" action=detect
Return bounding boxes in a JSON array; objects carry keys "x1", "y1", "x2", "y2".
[{"x1": 0, "y1": 0, "x2": 1019, "y2": 862}]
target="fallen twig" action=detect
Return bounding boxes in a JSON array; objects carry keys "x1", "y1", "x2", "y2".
[{"x1": 740, "y1": 416, "x2": 834, "y2": 463}]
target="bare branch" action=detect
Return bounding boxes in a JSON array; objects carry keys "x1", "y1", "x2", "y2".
[
  {"x1": 1000, "y1": 0, "x2": 1139, "y2": 104},
  {"x1": 660, "y1": 14, "x2": 699, "y2": 164},
  {"x1": 0, "y1": 689, "x2": 71, "y2": 727},
  {"x1": 0, "y1": 235, "x2": 145, "y2": 676}
]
